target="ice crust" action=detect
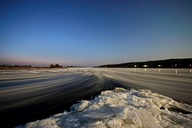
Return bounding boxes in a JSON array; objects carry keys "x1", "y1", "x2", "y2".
[{"x1": 17, "y1": 88, "x2": 192, "y2": 128}]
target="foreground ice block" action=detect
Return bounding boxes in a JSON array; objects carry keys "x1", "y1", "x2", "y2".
[{"x1": 17, "y1": 88, "x2": 192, "y2": 128}]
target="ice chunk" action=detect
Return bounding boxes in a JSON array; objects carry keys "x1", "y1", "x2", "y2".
[
  {"x1": 82, "y1": 121, "x2": 106, "y2": 128},
  {"x1": 19, "y1": 88, "x2": 192, "y2": 128},
  {"x1": 23, "y1": 118, "x2": 58, "y2": 128},
  {"x1": 106, "y1": 118, "x2": 122, "y2": 128},
  {"x1": 113, "y1": 107, "x2": 129, "y2": 119},
  {"x1": 63, "y1": 115, "x2": 81, "y2": 128},
  {"x1": 126, "y1": 110, "x2": 142, "y2": 127},
  {"x1": 76, "y1": 100, "x2": 89, "y2": 112}
]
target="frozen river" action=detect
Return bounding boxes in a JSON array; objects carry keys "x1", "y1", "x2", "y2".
[{"x1": 0, "y1": 68, "x2": 192, "y2": 127}]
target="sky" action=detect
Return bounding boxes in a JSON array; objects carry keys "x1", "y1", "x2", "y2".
[{"x1": 0, "y1": 0, "x2": 192, "y2": 66}]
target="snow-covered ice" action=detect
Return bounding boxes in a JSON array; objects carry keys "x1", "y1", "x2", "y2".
[{"x1": 17, "y1": 87, "x2": 192, "y2": 128}]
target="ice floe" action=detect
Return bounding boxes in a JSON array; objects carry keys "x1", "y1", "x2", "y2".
[{"x1": 17, "y1": 88, "x2": 192, "y2": 128}]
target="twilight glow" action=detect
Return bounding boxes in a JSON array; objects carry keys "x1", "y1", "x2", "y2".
[{"x1": 0, "y1": 0, "x2": 192, "y2": 66}]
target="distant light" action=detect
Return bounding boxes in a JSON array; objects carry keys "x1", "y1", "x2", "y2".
[
  {"x1": 134, "y1": 65, "x2": 137, "y2": 67},
  {"x1": 143, "y1": 65, "x2": 148, "y2": 67},
  {"x1": 175, "y1": 69, "x2": 178, "y2": 74},
  {"x1": 190, "y1": 64, "x2": 191, "y2": 67},
  {"x1": 158, "y1": 65, "x2": 162, "y2": 67},
  {"x1": 175, "y1": 64, "x2": 177, "y2": 66}
]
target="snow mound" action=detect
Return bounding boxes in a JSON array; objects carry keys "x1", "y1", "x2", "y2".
[{"x1": 17, "y1": 88, "x2": 192, "y2": 128}]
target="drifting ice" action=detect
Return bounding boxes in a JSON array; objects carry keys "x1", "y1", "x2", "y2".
[{"x1": 18, "y1": 88, "x2": 192, "y2": 128}]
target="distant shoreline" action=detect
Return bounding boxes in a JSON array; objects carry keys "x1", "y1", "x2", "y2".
[
  {"x1": 1, "y1": 58, "x2": 192, "y2": 69},
  {"x1": 0, "y1": 66, "x2": 68, "y2": 70},
  {"x1": 97, "y1": 58, "x2": 192, "y2": 68},
  {"x1": 0, "y1": 65, "x2": 75, "y2": 70}
]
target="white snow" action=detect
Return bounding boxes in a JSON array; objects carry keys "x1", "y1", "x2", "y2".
[{"x1": 17, "y1": 87, "x2": 192, "y2": 128}]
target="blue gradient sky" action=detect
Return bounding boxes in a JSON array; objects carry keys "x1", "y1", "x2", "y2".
[{"x1": 0, "y1": 0, "x2": 192, "y2": 66}]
